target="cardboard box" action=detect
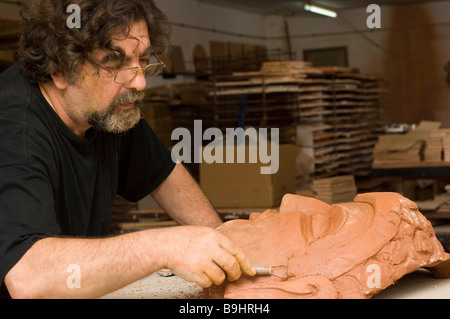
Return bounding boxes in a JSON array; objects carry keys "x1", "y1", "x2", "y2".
[{"x1": 199, "y1": 144, "x2": 298, "y2": 208}]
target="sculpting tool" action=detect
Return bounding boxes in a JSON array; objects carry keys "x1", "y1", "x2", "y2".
[{"x1": 254, "y1": 265, "x2": 286, "y2": 278}]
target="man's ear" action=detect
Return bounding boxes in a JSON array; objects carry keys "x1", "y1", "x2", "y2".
[{"x1": 50, "y1": 72, "x2": 68, "y2": 90}]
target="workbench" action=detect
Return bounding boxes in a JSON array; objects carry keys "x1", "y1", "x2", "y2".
[
  {"x1": 371, "y1": 161, "x2": 450, "y2": 199},
  {"x1": 101, "y1": 268, "x2": 450, "y2": 299},
  {"x1": 371, "y1": 161, "x2": 450, "y2": 250}
]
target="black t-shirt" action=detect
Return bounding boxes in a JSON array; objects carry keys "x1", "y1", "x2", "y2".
[{"x1": 0, "y1": 64, "x2": 176, "y2": 298}]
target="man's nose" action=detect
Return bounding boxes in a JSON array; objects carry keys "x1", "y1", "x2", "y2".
[{"x1": 124, "y1": 69, "x2": 147, "y2": 91}]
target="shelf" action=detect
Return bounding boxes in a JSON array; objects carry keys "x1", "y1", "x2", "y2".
[{"x1": 208, "y1": 62, "x2": 384, "y2": 181}]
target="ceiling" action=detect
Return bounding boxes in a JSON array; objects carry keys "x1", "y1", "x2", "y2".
[
  {"x1": 2, "y1": 0, "x2": 450, "y2": 17},
  {"x1": 195, "y1": 0, "x2": 450, "y2": 16}
]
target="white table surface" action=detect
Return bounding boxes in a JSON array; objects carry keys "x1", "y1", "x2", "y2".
[{"x1": 101, "y1": 268, "x2": 450, "y2": 299}]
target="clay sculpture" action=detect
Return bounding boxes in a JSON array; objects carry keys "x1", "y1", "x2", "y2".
[{"x1": 206, "y1": 192, "x2": 450, "y2": 299}]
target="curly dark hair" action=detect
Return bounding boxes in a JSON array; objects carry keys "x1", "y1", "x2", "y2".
[{"x1": 18, "y1": 0, "x2": 171, "y2": 84}]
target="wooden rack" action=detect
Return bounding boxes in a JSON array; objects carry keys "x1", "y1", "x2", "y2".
[{"x1": 207, "y1": 61, "x2": 384, "y2": 182}]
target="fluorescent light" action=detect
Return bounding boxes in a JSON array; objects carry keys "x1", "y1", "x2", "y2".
[{"x1": 304, "y1": 4, "x2": 337, "y2": 18}]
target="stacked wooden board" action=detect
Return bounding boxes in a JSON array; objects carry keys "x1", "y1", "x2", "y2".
[
  {"x1": 373, "y1": 134, "x2": 423, "y2": 163},
  {"x1": 111, "y1": 209, "x2": 178, "y2": 234},
  {"x1": 141, "y1": 88, "x2": 175, "y2": 148},
  {"x1": 295, "y1": 75, "x2": 382, "y2": 178},
  {"x1": 141, "y1": 97, "x2": 175, "y2": 148},
  {"x1": 208, "y1": 61, "x2": 384, "y2": 182},
  {"x1": 143, "y1": 82, "x2": 213, "y2": 181},
  {"x1": 425, "y1": 128, "x2": 450, "y2": 162},
  {"x1": 424, "y1": 128, "x2": 450, "y2": 162},
  {"x1": 290, "y1": 62, "x2": 383, "y2": 179},
  {"x1": 313, "y1": 175, "x2": 357, "y2": 204},
  {"x1": 372, "y1": 121, "x2": 443, "y2": 167},
  {"x1": 444, "y1": 132, "x2": 450, "y2": 162},
  {"x1": 209, "y1": 71, "x2": 302, "y2": 144},
  {"x1": 260, "y1": 61, "x2": 321, "y2": 75},
  {"x1": 424, "y1": 130, "x2": 445, "y2": 162}
]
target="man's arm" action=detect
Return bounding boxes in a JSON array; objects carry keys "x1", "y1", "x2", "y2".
[
  {"x1": 5, "y1": 231, "x2": 159, "y2": 299},
  {"x1": 5, "y1": 224, "x2": 256, "y2": 299},
  {"x1": 150, "y1": 163, "x2": 222, "y2": 228}
]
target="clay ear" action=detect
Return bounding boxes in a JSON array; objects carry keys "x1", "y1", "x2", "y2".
[{"x1": 354, "y1": 192, "x2": 414, "y2": 215}]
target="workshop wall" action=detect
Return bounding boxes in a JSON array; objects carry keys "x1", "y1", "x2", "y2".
[
  {"x1": 265, "y1": 1, "x2": 450, "y2": 127},
  {"x1": 153, "y1": 0, "x2": 450, "y2": 126},
  {"x1": 146, "y1": 0, "x2": 268, "y2": 88},
  {"x1": 1, "y1": 0, "x2": 449, "y2": 126},
  {"x1": 155, "y1": 0, "x2": 267, "y2": 71},
  {"x1": 0, "y1": 2, "x2": 21, "y2": 20}
]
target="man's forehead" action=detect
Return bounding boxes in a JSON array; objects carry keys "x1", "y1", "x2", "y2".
[
  {"x1": 94, "y1": 21, "x2": 151, "y2": 62},
  {"x1": 111, "y1": 21, "x2": 151, "y2": 51},
  {"x1": 111, "y1": 30, "x2": 150, "y2": 46},
  {"x1": 114, "y1": 20, "x2": 149, "y2": 39}
]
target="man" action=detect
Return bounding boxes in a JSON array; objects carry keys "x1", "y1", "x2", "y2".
[{"x1": 0, "y1": 0, "x2": 255, "y2": 299}]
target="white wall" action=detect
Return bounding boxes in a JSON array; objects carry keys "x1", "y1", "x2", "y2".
[
  {"x1": 264, "y1": 1, "x2": 450, "y2": 125},
  {"x1": 152, "y1": 0, "x2": 450, "y2": 125},
  {"x1": 149, "y1": 0, "x2": 269, "y2": 88},
  {"x1": 271, "y1": 2, "x2": 450, "y2": 78},
  {"x1": 155, "y1": 0, "x2": 266, "y2": 69}
]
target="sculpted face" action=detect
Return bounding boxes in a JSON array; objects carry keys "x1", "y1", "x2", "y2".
[{"x1": 206, "y1": 192, "x2": 450, "y2": 299}]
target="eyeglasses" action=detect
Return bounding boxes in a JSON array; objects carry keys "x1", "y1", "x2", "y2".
[{"x1": 103, "y1": 56, "x2": 166, "y2": 84}]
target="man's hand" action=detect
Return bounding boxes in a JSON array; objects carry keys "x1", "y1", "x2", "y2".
[{"x1": 158, "y1": 225, "x2": 256, "y2": 288}]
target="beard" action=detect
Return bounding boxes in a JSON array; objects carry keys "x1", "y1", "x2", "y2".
[{"x1": 87, "y1": 90, "x2": 145, "y2": 134}]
